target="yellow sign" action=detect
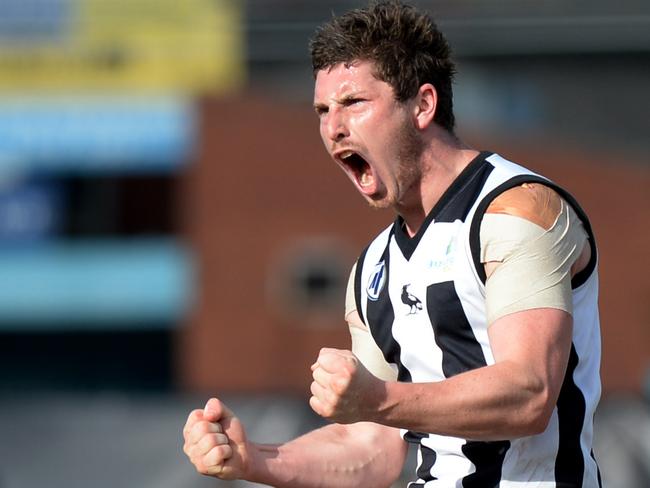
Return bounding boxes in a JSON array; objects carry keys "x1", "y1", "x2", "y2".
[{"x1": 0, "y1": 0, "x2": 244, "y2": 93}]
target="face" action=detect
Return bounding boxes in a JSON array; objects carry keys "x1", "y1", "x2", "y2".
[{"x1": 313, "y1": 61, "x2": 424, "y2": 209}]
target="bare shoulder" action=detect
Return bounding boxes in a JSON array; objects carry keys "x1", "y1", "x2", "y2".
[{"x1": 486, "y1": 182, "x2": 561, "y2": 230}]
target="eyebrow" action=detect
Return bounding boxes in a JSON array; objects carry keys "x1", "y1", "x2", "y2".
[
  {"x1": 339, "y1": 93, "x2": 361, "y2": 103},
  {"x1": 313, "y1": 90, "x2": 366, "y2": 110},
  {"x1": 313, "y1": 101, "x2": 328, "y2": 113}
]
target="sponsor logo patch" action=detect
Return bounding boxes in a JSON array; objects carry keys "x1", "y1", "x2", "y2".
[{"x1": 366, "y1": 261, "x2": 386, "y2": 301}]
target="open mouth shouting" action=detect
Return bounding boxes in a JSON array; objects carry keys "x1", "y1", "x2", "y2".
[{"x1": 334, "y1": 149, "x2": 381, "y2": 197}]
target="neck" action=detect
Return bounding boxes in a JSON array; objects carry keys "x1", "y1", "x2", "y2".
[{"x1": 397, "y1": 138, "x2": 479, "y2": 237}]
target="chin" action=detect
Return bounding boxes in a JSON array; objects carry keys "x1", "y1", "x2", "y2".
[{"x1": 366, "y1": 194, "x2": 394, "y2": 210}]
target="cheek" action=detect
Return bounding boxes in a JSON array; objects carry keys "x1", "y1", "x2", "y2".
[
  {"x1": 352, "y1": 110, "x2": 375, "y2": 130},
  {"x1": 318, "y1": 122, "x2": 328, "y2": 145}
]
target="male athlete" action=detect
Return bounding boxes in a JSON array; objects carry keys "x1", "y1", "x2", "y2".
[{"x1": 183, "y1": 1, "x2": 602, "y2": 486}]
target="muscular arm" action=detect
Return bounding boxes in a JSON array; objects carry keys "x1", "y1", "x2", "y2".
[
  {"x1": 311, "y1": 184, "x2": 590, "y2": 441},
  {"x1": 247, "y1": 422, "x2": 407, "y2": 488},
  {"x1": 374, "y1": 307, "x2": 572, "y2": 440},
  {"x1": 183, "y1": 399, "x2": 406, "y2": 488}
]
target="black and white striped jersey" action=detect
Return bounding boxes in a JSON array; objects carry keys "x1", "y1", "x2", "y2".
[{"x1": 353, "y1": 152, "x2": 602, "y2": 487}]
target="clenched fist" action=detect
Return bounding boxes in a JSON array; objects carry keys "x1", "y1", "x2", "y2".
[
  {"x1": 182, "y1": 398, "x2": 250, "y2": 480},
  {"x1": 309, "y1": 347, "x2": 385, "y2": 424}
]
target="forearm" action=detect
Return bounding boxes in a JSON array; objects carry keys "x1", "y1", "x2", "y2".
[
  {"x1": 246, "y1": 422, "x2": 405, "y2": 488},
  {"x1": 375, "y1": 361, "x2": 551, "y2": 441},
  {"x1": 359, "y1": 308, "x2": 572, "y2": 441}
]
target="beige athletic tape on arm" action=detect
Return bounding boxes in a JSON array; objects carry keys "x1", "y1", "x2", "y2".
[
  {"x1": 345, "y1": 263, "x2": 398, "y2": 381},
  {"x1": 480, "y1": 200, "x2": 588, "y2": 325}
]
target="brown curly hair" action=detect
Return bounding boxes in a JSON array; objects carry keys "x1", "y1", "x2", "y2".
[{"x1": 310, "y1": 1, "x2": 457, "y2": 133}]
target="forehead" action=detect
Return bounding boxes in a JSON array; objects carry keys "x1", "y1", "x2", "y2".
[{"x1": 313, "y1": 61, "x2": 386, "y2": 102}]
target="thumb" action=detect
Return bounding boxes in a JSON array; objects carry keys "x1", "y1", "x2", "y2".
[{"x1": 203, "y1": 398, "x2": 234, "y2": 422}]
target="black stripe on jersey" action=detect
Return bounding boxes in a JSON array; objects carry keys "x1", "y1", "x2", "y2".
[
  {"x1": 365, "y1": 242, "x2": 413, "y2": 382},
  {"x1": 354, "y1": 246, "x2": 369, "y2": 326},
  {"x1": 555, "y1": 187, "x2": 597, "y2": 289},
  {"x1": 425, "y1": 280, "x2": 512, "y2": 484},
  {"x1": 554, "y1": 345, "x2": 587, "y2": 487},
  {"x1": 468, "y1": 175, "x2": 598, "y2": 287},
  {"x1": 426, "y1": 281, "x2": 487, "y2": 376},
  {"x1": 404, "y1": 432, "x2": 438, "y2": 484},
  {"x1": 416, "y1": 444, "x2": 438, "y2": 483},
  {"x1": 461, "y1": 439, "x2": 510, "y2": 488},
  {"x1": 393, "y1": 151, "x2": 494, "y2": 260}
]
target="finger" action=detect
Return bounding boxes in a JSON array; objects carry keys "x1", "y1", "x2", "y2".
[
  {"x1": 204, "y1": 398, "x2": 235, "y2": 423},
  {"x1": 312, "y1": 347, "x2": 347, "y2": 371},
  {"x1": 203, "y1": 398, "x2": 222, "y2": 421},
  {"x1": 189, "y1": 419, "x2": 223, "y2": 445},
  {"x1": 319, "y1": 347, "x2": 342, "y2": 356},
  {"x1": 310, "y1": 379, "x2": 340, "y2": 414},
  {"x1": 311, "y1": 364, "x2": 333, "y2": 388},
  {"x1": 183, "y1": 409, "x2": 204, "y2": 438},
  {"x1": 189, "y1": 432, "x2": 230, "y2": 463},
  {"x1": 310, "y1": 378, "x2": 329, "y2": 401},
  {"x1": 317, "y1": 350, "x2": 355, "y2": 373},
  {"x1": 204, "y1": 442, "x2": 234, "y2": 467},
  {"x1": 197, "y1": 432, "x2": 229, "y2": 454},
  {"x1": 192, "y1": 445, "x2": 231, "y2": 477},
  {"x1": 309, "y1": 394, "x2": 324, "y2": 416},
  {"x1": 309, "y1": 394, "x2": 335, "y2": 419}
]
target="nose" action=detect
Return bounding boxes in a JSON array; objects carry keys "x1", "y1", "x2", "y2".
[{"x1": 322, "y1": 108, "x2": 349, "y2": 143}]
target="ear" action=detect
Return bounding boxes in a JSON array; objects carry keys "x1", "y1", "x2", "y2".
[{"x1": 413, "y1": 83, "x2": 437, "y2": 130}]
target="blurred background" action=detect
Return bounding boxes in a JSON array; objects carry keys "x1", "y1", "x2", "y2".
[{"x1": 0, "y1": 0, "x2": 648, "y2": 487}]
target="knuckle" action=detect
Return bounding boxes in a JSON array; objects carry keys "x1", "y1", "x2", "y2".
[
  {"x1": 332, "y1": 374, "x2": 350, "y2": 395},
  {"x1": 323, "y1": 404, "x2": 335, "y2": 418},
  {"x1": 199, "y1": 433, "x2": 217, "y2": 451},
  {"x1": 212, "y1": 443, "x2": 232, "y2": 462},
  {"x1": 186, "y1": 408, "x2": 202, "y2": 425},
  {"x1": 197, "y1": 421, "x2": 212, "y2": 435},
  {"x1": 215, "y1": 433, "x2": 228, "y2": 445},
  {"x1": 194, "y1": 459, "x2": 208, "y2": 474}
]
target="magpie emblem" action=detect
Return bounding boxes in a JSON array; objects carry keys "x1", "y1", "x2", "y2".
[{"x1": 401, "y1": 284, "x2": 423, "y2": 315}]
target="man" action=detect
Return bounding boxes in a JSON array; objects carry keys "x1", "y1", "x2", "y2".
[{"x1": 183, "y1": 1, "x2": 602, "y2": 486}]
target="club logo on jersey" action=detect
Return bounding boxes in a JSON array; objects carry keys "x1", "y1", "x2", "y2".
[
  {"x1": 428, "y1": 235, "x2": 456, "y2": 272},
  {"x1": 401, "y1": 284, "x2": 423, "y2": 315},
  {"x1": 366, "y1": 261, "x2": 386, "y2": 301}
]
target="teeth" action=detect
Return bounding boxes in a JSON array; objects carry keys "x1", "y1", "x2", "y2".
[
  {"x1": 340, "y1": 150, "x2": 354, "y2": 160},
  {"x1": 359, "y1": 172, "x2": 372, "y2": 187}
]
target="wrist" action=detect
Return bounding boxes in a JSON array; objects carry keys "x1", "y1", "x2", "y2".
[
  {"x1": 371, "y1": 380, "x2": 402, "y2": 426},
  {"x1": 362, "y1": 377, "x2": 393, "y2": 424},
  {"x1": 243, "y1": 442, "x2": 268, "y2": 484},
  {"x1": 246, "y1": 443, "x2": 295, "y2": 487}
]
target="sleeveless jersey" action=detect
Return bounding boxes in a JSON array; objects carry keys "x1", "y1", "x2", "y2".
[{"x1": 353, "y1": 152, "x2": 602, "y2": 487}]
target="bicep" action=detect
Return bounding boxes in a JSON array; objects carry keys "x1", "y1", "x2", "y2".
[{"x1": 488, "y1": 307, "x2": 573, "y2": 405}]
